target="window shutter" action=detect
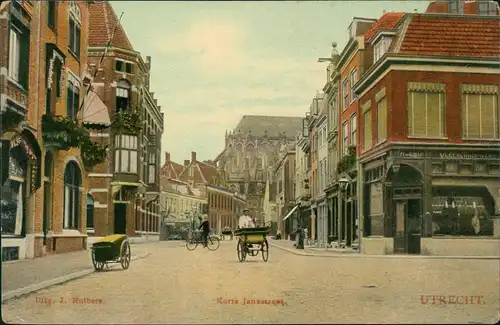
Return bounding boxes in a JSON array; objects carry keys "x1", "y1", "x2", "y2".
[
  {"x1": 377, "y1": 97, "x2": 387, "y2": 142},
  {"x1": 465, "y1": 94, "x2": 481, "y2": 138},
  {"x1": 363, "y1": 110, "x2": 372, "y2": 151},
  {"x1": 74, "y1": 88, "x2": 80, "y2": 119},
  {"x1": 412, "y1": 92, "x2": 427, "y2": 137},
  {"x1": 480, "y1": 94, "x2": 496, "y2": 139},
  {"x1": 19, "y1": 30, "x2": 30, "y2": 89},
  {"x1": 426, "y1": 93, "x2": 442, "y2": 137}
]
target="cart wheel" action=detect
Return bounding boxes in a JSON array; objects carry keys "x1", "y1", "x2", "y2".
[
  {"x1": 207, "y1": 236, "x2": 220, "y2": 251},
  {"x1": 237, "y1": 240, "x2": 246, "y2": 262},
  {"x1": 186, "y1": 235, "x2": 198, "y2": 251},
  {"x1": 120, "y1": 241, "x2": 131, "y2": 270},
  {"x1": 91, "y1": 249, "x2": 105, "y2": 272},
  {"x1": 261, "y1": 239, "x2": 269, "y2": 262}
]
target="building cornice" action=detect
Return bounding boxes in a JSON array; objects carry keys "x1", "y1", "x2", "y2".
[{"x1": 354, "y1": 54, "x2": 500, "y2": 97}]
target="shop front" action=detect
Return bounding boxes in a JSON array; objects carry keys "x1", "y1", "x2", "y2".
[
  {"x1": 325, "y1": 184, "x2": 339, "y2": 246},
  {"x1": 361, "y1": 146, "x2": 500, "y2": 256},
  {"x1": 1, "y1": 131, "x2": 41, "y2": 260}
]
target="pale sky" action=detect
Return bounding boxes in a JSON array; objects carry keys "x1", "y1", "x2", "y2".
[{"x1": 110, "y1": 1, "x2": 429, "y2": 164}]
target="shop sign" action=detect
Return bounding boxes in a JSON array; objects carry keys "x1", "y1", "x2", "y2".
[
  {"x1": 432, "y1": 152, "x2": 499, "y2": 160},
  {"x1": 391, "y1": 151, "x2": 425, "y2": 158}
]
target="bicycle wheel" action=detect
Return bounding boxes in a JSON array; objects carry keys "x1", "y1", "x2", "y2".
[
  {"x1": 186, "y1": 236, "x2": 198, "y2": 251},
  {"x1": 207, "y1": 236, "x2": 220, "y2": 251}
]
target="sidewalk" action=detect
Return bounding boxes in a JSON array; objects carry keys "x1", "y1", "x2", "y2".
[
  {"x1": 2, "y1": 243, "x2": 151, "y2": 302},
  {"x1": 268, "y1": 239, "x2": 500, "y2": 260}
]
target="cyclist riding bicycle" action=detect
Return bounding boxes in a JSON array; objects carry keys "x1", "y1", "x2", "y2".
[{"x1": 198, "y1": 215, "x2": 210, "y2": 248}]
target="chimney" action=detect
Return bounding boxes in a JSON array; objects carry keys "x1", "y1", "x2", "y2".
[
  {"x1": 165, "y1": 152, "x2": 170, "y2": 163},
  {"x1": 184, "y1": 160, "x2": 190, "y2": 166},
  {"x1": 191, "y1": 151, "x2": 196, "y2": 162}
]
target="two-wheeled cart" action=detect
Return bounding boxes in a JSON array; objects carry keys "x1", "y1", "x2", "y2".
[{"x1": 90, "y1": 234, "x2": 131, "y2": 271}]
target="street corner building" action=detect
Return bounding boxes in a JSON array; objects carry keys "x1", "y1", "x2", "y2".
[
  {"x1": 1, "y1": 0, "x2": 95, "y2": 260},
  {"x1": 85, "y1": 1, "x2": 164, "y2": 245},
  {"x1": 297, "y1": 0, "x2": 500, "y2": 256},
  {"x1": 352, "y1": 1, "x2": 500, "y2": 256}
]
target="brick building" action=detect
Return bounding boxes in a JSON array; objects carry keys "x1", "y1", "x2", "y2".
[
  {"x1": 176, "y1": 151, "x2": 223, "y2": 198},
  {"x1": 85, "y1": 2, "x2": 163, "y2": 242},
  {"x1": 275, "y1": 151, "x2": 296, "y2": 238},
  {"x1": 355, "y1": 1, "x2": 500, "y2": 255},
  {"x1": 206, "y1": 184, "x2": 246, "y2": 233}
]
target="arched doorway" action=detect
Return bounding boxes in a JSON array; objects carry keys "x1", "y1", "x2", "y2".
[{"x1": 385, "y1": 163, "x2": 423, "y2": 254}]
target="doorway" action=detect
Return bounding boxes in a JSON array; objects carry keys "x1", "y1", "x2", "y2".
[
  {"x1": 114, "y1": 203, "x2": 127, "y2": 234},
  {"x1": 394, "y1": 198, "x2": 421, "y2": 254},
  {"x1": 346, "y1": 202, "x2": 352, "y2": 246}
]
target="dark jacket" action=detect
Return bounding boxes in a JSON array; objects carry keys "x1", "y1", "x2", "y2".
[{"x1": 198, "y1": 220, "x2": 210, "y2": 233}]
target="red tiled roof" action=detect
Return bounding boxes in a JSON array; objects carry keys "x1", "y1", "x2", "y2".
[
  {"x1": 399, "y1": 15, "x2": 500, "y2": 58},
  {"x1": 425, "y1": 1, "x2": 499, "y2": 15},
  {"x1": 197, "y1": 161, "x2": 221, "y2": 185},
  {"x1": 160, "y1": 161, "x2": 184, "y2": 179},
  {"x1": 177, "y1": 160, "x2": 222, "y2": 185},
  {"x1": 88, "y1": 2, "x2": 134, "y2": 51},
  {"x1": 364, "y1": 12, "x2": 405, "y2": 41}
]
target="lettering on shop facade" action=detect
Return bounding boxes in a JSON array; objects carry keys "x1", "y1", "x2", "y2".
[{"x1": 391, "y1": 151, "x2": 499, "y2": 160}]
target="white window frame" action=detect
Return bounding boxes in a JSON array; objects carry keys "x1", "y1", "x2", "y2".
[
  {"x1": 342, "y1": 121, "x2": 349, "y2": 155},
  {"x1": 8, "y1": 27, "x2": 21, "y2": 82},
  {"x1": 342, "y1": 78, "x2": 349, "y2": 110},
  {"x1": 114, "y1": 135, "x2": 139, "y2": 173},
  {"x1": 68, "y1": 2, "x2": 81, "y2": 57},
  {"x1": 148, "y1": 152, "x2": 156, "y2": 184},
  {"x1": 373, "y1": 37, "x2": 390, "y2": 63},
  {"x1": 350, "y1": 69, "x2": 357, "y2": 103},
  {"x1": 350, "y1": 114, "x2": 357, "y2": 147},
  {"x1": 329, "y1": 91, "x2": 338, "y2": 130},
  {"x1": 462, "y1": 91, "x2": 499, "y2": 140}
]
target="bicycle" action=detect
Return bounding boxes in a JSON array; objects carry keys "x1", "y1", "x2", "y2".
[{"x1": 185, "y1": 229, "x2": 220, "y2": 251}]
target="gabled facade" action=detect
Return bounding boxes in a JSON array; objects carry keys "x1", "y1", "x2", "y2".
[
  {"x1": 275, "y1": 151, "x2": 296, "y2": 238},
  {"x1": 85, "y1": 1, "x2": 163, "y2": 241},
  {"x1": 177, "y1": 151, "x2": 223, "y2": 198},
  {"x1": 354, "y1": 3, "x2": 500, "y2": 256}
]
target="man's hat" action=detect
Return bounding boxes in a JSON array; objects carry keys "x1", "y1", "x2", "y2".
[{"x1": 243, "y1": 208, "x2": 250, "y2": 212}]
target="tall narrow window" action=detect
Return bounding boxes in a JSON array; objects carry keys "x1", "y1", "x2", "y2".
[
  {"x1": 362, "y1": 101, "x2": 372, "y2": 151},
  {"x1": 63, "y1": 161, "x2": 81, "y2": 229},
  {"x1": 68, "y1": 1, "x2": 81, "y2": 58},
  {"x1": 342, "y1": 78, "x2": 349, "y2": 110},
  {"x1": 66, "y1": 74, "x2": 80, "y2": 120},
  {"x1": 8, "y1": 28, "x2": 20, "y2": 82},
  {"x1": 461, "y1": 84, "x2": 499, "y2": 139},
  {"x1": 148, "y1": 152, "x2": 156, "y2": 184},
  {"x1": 86, "y1": 193, "x2": 94, "y2": 230},
  {"x1": 342, "y1": 121, "x2": 348, "y2": 155},
  {"x1": 350, "y1": 69, "x2": 357, "y2": 102},
  {"x1": 47, "y1": 0, "x2": 56, "y2": 30},
  {"x1": 376, "y1": 88, "x2": 387, "y2": 143},
  {"x1": 350, "y1": 114, "x2": 357, "y2": 147},
  {"x1": 407, "y1": 82, "x2": 445, "y2": 138},
  {"x1": 116, "y1": 79, "x2": 131, "y2": 113}
]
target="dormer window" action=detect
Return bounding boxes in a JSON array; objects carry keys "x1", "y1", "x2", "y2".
[
  {"x1": 373, "y1": 36, "x2": 391, "y2": 63},
  {"x1": 478, "y1": 0, "x2": 497, "y2": 15}
]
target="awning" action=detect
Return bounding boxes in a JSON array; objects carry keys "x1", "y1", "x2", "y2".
[
  {"x1": 82, "y1": 90, "x2": 111, "y2": 126},
  {"x1": 283, "y1": 203, "x2": 300, "y2": 221}
]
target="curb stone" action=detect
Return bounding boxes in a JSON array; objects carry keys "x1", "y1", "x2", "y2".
[
  {"x1": 269, "y1": 242, "x2": 500, "y2": 260},
  {"x1": 1, "y1": 252, "x2": 151, "y2": 303}
]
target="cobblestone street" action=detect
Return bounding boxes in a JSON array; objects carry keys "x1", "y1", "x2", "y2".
[{"x1": 2, "y1": 241, "x2": 499, "y2": 324}]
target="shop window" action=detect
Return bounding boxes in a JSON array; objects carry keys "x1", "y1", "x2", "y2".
[
  {"x1": 68, "y1": 1, "x2": 81, "y2": 58},
  {"x1": 116, "y1": 79, "x2": 131, "y2": 113},
  {"x1": 461, "y1": 84, "x2": 499, "y2": 140},
  {"x1": 86, "y1": 193, "x2": 94, "y2": 229},
  {"x1": 376, "y1": 88, "x2": 387, "y2": 143},
  {"x1": 63, "y1": 161, "x2": 81, "y2": 229},
  {"x1": 407, "y1": 82, "x2": 445, "y2": 138},
  {"x1": 362, "y1": 100, "x2": 372, "y2": 151},
  {"x1": 114, "y1": 135, "x2": 138, "y2": 173},
  {"x1": 431, "y1": 187, "x2": 494, "y2": 236}
]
